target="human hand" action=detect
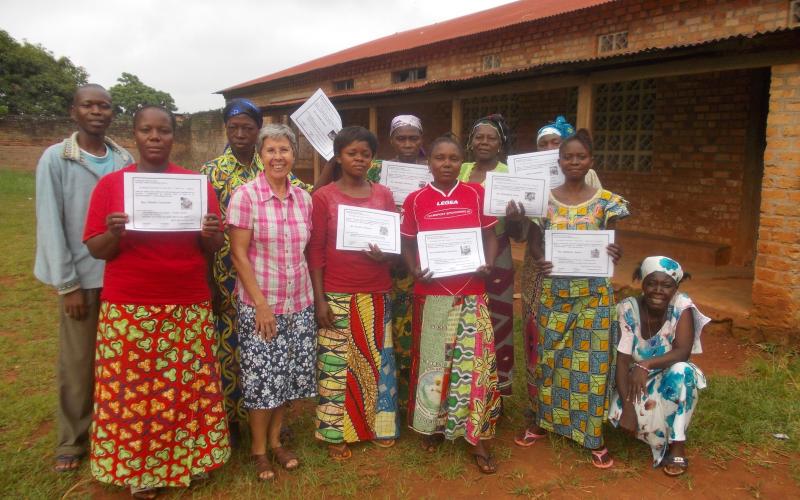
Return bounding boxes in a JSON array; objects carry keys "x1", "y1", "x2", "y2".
[
  {"x1": 363, "y1": 243, "x2": 386, "y2": 262},
  {"x1": 413, "y1": 266, "x2": 434, "y2": 282},
  {"x1": 105, "y1": 212, "x2": 128, "y2": 237},
  {"x1": 505, "y1": 200, "x2": 526, "y2": 221},
  {"x1": 626, "y1": 364, "x2": 649, "y2": 403},
  {"x1": 619, "y1": 406, "x2": 638, "y2": 434},
  {"x1": 475, "y1": 265, "x2": 493, "y2": 278},
  {"x1": 201, "y1": 214, "x2": 221, "y2": 238},
  {"x1": 533, "y1": 258, "x2": 553, "y2": 276},
  {"x1": 255, "y1": 302, "x2": 277, "y2": 341},
  {"x1": 606, "y1": 243, "x2": 623, "y2": 265},
  {"x1": 63, "y1": 289, "x2": 88, "y2": 321},
  {"x1": 315, "y1": 299, "x2": 335, "y2": 330}
]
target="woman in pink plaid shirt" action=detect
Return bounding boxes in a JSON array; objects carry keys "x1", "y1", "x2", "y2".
[{"x1": 228, "y1": 124, "x2": 317, "y2": 481}]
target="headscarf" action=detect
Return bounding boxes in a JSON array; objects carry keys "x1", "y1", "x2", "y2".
[
  {"x1": 223, "y1": 98, "x2": 263, "y2": 129},
  {"x1": 537, "y1": 115, "x2": 575, "y2": 142},
  {"x1": 468, "y1": 113, "x2": 510, "y2": 149},
  {"x1": 640, "y1": 256, "x2": 684, "y2": 284},
  {"x1": 390, "y1": 115, "x2": 422, "y2": 136}
]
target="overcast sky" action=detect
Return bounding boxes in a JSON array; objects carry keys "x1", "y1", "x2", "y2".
[{"x1": 3, "y1": 0, "x2": 513, "y2": 112}]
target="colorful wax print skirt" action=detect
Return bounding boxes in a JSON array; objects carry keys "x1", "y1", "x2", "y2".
[
  {"x1": 315, "y1": 292, "x2": 399, "y2": 443},
  {"x1": 390, "y1": 265, "x2": 414, "y2": 411},
  {"x1": 486, "y1": 234, "x2": 515, "y2": 396},
  {"x1": 408, "y1": 294, "x2": 501, "y2": 445},
  {"x1": 90, "y1": 301, "x2": 230, "y2": 489},
  {"x1": 534, "y1": 277, "x2": 617, "y2": 449}
]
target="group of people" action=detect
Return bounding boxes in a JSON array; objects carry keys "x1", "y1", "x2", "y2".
[{"x1": 35, "y1": 84, "x2": 710, "y2": 498}]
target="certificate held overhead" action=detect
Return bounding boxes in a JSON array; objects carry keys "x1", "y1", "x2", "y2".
[{"x1": 290, "y1": 89, "x2": 342, "y2": 161}]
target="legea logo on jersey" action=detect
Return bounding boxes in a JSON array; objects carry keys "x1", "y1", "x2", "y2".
[
  {"x1": 436, "y1": 200, "x2": 458, "y2": 206},
  {"x1": 425, "y1": 208, "x2": 473, "y2": 220}
]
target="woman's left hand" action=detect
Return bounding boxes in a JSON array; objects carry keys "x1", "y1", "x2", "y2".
[
  {"x1": 201, "y1": 214, "x2": 221, "y2": 238},
  {"x1": 505, "y1": 200, "x2": 526, "y2": 221},
  {"x1": 476, "y1": 264, "x2": 493, "y2": 278},
  {"x1": 606, "y1": 243, "x2": 623, "y2": 264},
  {"x1": 363, "y1": 243, "x2": 386, "y2": 262}
]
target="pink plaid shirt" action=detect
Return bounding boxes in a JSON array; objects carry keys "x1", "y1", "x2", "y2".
[{"x1": 227, "y1": 173, "x2": 313, "y2": 314}]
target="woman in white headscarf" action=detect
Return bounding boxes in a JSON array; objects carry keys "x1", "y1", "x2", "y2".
[{"x1": 608, "y1": 256, "x2": 709, "y2": 477}]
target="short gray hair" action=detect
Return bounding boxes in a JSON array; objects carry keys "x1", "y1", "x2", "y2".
[{"x1": 256, "y1": 123, "x2": 298, "y2": 157}]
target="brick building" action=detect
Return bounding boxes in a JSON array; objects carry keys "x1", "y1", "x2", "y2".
[{"x1": 221, "y1": 0, "x2": 800, "y2": 340}]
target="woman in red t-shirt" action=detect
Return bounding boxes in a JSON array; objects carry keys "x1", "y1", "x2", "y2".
[
  {"x1": 400, "y1": 136, "x2": 501, "y2": 474},
  {"x1": 309, "y1": 126, "x2": 399, "y2": 460},
  {"x1": 83, "y1": 106, "x2": 229, "y2": 498}
]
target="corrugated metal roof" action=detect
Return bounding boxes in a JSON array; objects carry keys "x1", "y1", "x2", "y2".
[
  {"x1": 222, "y1": 0, "x2": 611, "y2": 92},
  {"x1": 260, "y1": 27, "x2": 799, "y2": 110}
]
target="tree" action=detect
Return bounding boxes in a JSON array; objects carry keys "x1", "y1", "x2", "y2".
[
  {"x1": 109, "y1": 73, "x2": 177, "y2": 115},
  {"x1": 0, "y1": 30, "x2": 88, "y2": 117}
]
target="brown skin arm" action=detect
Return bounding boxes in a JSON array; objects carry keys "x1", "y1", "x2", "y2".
[
  {"x1": 615, "y1": 351, "x2": 638, "y2": 433},
  {"x1": 311, "y1": 268, "x2": 335, "y2": 329},
  {"x1": 230, "y1": 227, "x2": 277, "y2": 340},
  {"x1": 504, "y1": 201, "x2": 526, "y2": 241},
  {"x1": 526, "y1": 222, "x2": 554, "y2": 275},
  {"x1": 85, "y1": 212, "x2": 128, "y2": 260},
  {"x1": 313, "y1": 158, "x2": 337, "y2": 191}
]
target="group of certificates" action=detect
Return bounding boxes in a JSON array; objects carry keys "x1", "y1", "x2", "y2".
[{"x1": 122, "y1": 148, "x2": 614, "y2": 279}]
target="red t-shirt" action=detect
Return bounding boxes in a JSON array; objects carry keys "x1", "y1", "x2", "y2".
[
  {"x1": 308, "y1": 182, "x2": 395, "y2": 293},
  {"x1": 400, "y1": 181, "x2": 496, "y2": 296},
  {"x1": 83, "y1": 164, "x2": 222, "y2": 305}
]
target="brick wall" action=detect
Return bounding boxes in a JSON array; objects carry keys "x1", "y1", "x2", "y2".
[
  {"x1": 601, "y1": 69, "x2": 767, "y2": 266},
  {"x1": 231, "y1": 0, "x2": 792, "y2": 106},
  {"x1": 0, "y1": 111, "x2": 228, "y2": 172},
  {"x1": 752, "y1": 63, "x2": 800, "y2": 341}
]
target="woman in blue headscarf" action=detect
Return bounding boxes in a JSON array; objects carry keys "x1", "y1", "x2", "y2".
[{"x1": 201, "y1": 98, "x2": 310, "y2": 444}]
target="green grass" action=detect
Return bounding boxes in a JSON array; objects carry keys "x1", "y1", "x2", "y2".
[{"x1": 1, "y1": 168, "x2": 799, "y2": 498}]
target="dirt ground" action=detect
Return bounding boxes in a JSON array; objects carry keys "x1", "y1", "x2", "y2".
[{"x1": 58, "y1": 325, "x2": 798, "y2": 500}]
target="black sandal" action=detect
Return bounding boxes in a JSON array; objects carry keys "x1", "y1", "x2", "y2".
[
  {"x1": 663, "y1": 455, "x2": 689, "y2": 477},
  {"x1": 421, "y1": 434, "x2": 443, "y2": 452},
  {"x1": 53, "y1": 454, "x2": 81, "y2": 473}
]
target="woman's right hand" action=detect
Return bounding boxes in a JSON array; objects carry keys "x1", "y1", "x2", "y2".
[
  {"x1": 315, "y1": 298, "x2": 335, "y2": 330},
  {"x1": 533, "y1": 257, "x2": 553, "y2": 276},
  {"x1": 105, "y1": 212, "x2": 129, "y2": 237},
  {"x1": 413, "y1": 266, "x2": 434, "y2": 282},
  {"x1": 255, "y1": 302, "x2": 277, "y2": 341}
]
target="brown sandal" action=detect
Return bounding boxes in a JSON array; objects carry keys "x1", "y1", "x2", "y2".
[
  {"x1": 328, "y1": 444, "x2": 352, "y2": 461},
  {"x1": 472, "y1": 451, "x2": 498, "y2": 475},
  {"x1": 421, "y1": 434, "x2": 443, "y2": 452},
  {"x1": 271, "y1": 446, "x2": 299, "y2": 470},
  {"x1": 251, "y1": 454, "x2": 275, "y2": 481}
]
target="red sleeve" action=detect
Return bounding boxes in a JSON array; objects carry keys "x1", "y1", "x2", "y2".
[
  {"x1": 400, "y1": 191, "x2": 418, "y2": 237},
  {"x1": 82, "y1": 176, "x2": 111, "y2": 242},
  {"x1": 475, "y1": 184, "x2": 498, "y2": 229},
  {"x1": 308, "y1": 189, "x2": 329, "y2": 271},
  {"x1": 382, "y1": 185, "x2": 397, "y2": 213}
]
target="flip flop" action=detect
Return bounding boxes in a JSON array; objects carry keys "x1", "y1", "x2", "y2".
[
  {"x1": 53, "y1": 454, "x2": 81, "y2": 473},
  {"x1": 663, "y1": 456, "x2": 689, "y2": 477},
  {"x1": 421, "y1": 434, "x2": 443, "y2": 452},
  {"x1": 373, "y1": 439, "x2": 396, "y2": 448},
  {"x1": 251, "y1": 454, "x2": 276, "y2": 481},
  {"x1": 514, "y1": 427, "x2": 546, "y2": 447},
  {"x1": 471, "y1": 451, "x2": 498, "y2": 475},
  {"x1": 328, "y1": 444, "x2": 352, "y2": 461},
  {"x1": 591, "y1": 447, "x2": 614, "y2": 469},
  {"x1": 130, "y1": 486, "x2": 159, "y2": 499}
]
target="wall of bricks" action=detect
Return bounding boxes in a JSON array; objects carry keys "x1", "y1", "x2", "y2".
[
  {"x1": 601, "y1": 68, "x2": 768, "y2": 266},
  {"x1": 0, "y1": 111, "x2": 229, "y2": 173},
  {"x1": 751, "y1": 63, "x2": 800, "y2": 342},
  {"x1": 228, "y1": 0, "x2": 793, "y2": 106}
]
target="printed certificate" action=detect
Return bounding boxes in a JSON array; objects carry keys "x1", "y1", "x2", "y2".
[
  {"x1": 483, "y1": 171, "x2": 549, "y2": 217},
  {"x1": 289, "y1": 88, "x2": 342, "y2": 161},
  {"x1": 378, "y1": 160, "x2": 432, "y2": 205},
  {"x1": 507, "y1": 149, "x2": 565, "y2": 188},
  {"x1": 335, "y1": 205, "x2": 401, "y2": 254},
  {"x1": 123, "y1": 172, "x2": 207, "y2": 231},
  {"x1": 544, "y1": 230, "x2": 615, "y2": 278},
  {"x1": 417, "y1": 227, "x2": 485, "y2": 278}
]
